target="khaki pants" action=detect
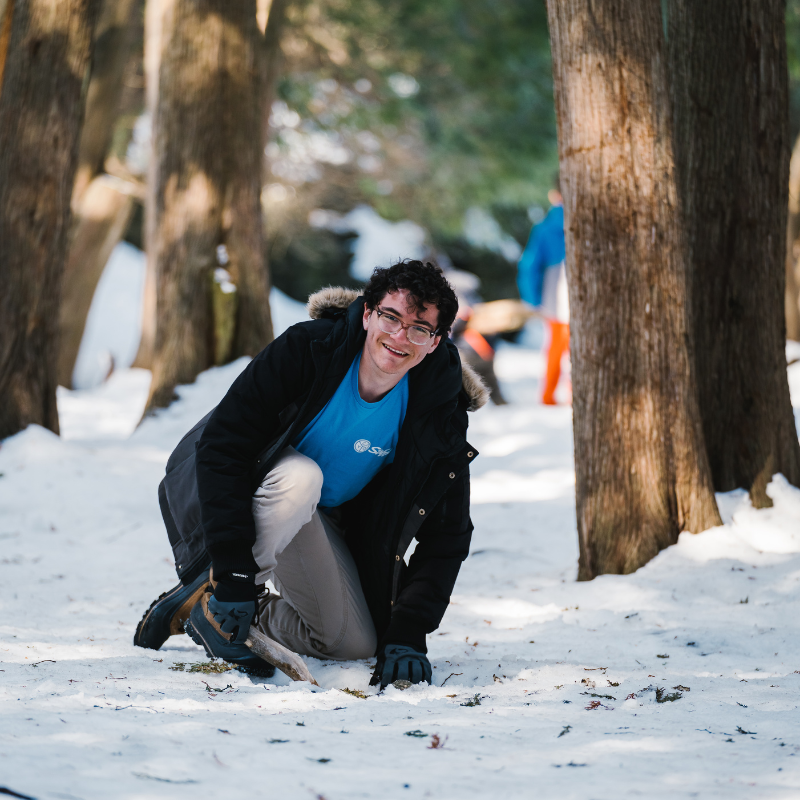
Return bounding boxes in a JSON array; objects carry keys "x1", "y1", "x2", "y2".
[{"x1": 250, "y1": 447, "x2": 377, "y2": 660}]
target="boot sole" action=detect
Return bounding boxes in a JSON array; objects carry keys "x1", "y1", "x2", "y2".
[
  {"x1": 184, "y1": 617, "x2": 275, "y2": 678},
  {"x1": 133, "y1": 571, "x2": 210, "y2": 650}
]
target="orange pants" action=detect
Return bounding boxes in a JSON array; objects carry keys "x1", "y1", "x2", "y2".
[{"x1": 542, "y1": 320, "x2": 569, "y2": 405}]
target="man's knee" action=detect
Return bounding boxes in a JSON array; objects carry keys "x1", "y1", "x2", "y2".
[
  {"x1": 284, "y1": 453, "x2": 323, "y2": 500},
  {"x1": 259, "y1": 449, "x2": 323, "y2": 504}
]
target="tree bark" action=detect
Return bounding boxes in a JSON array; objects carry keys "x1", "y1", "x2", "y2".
[
  {"x1": 261, "y1": 0, "x2": 288, "y2": 140},
  {"x1": 130, "y1": 0, "x2": 162, "y2": 370},
  {"x1": 71, "y1": 0, "x2": 139, "y2": 203},
  {"x1": 145, "y1": 0, "x2": 273, "y2": 412},
  {"x1": 0, "y1": 0, "x2": 98, "y2": 440},
  {"x1": 54, "y1": 0, "x2": 142, "y2": 389},
  {"x1": 668, "y1": 0, "x2": 800, "y2": 504},
  {"x1": 546, "y1": 0, "x2": 721, "y2": 580},
  {"x1": 0, "y1": 0, "x2": 14, "y2": 93},
  {"x1": 785, "y1": 133, "x2": 800, "y2": 342}
]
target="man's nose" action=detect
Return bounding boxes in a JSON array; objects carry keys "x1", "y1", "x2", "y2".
[{"x1": 391, "y1": 324, "x2": 412, "y2": 344}]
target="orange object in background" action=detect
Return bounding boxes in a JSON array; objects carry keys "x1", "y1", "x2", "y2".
[
  {"x1": 542, "y1": 320, "x2": 569, "y2": 405},
  {"x1": 461, "y1": 327, "x2": 495, "y2": 362}
]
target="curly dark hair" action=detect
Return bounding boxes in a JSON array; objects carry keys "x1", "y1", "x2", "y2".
[{"x1": 362, "y1": 259, "x2": 458, "y2": 334}]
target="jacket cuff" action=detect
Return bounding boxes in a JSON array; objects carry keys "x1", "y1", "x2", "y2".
[
  {"x1": 206, "y1": 540, "x2": 260, "y2": 581},
  {"x1": 381, "y1": 612, "x2": 428, "y2": 654}
]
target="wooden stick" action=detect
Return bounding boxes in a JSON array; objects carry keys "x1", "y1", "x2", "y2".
[{"x1": 245, "y1": 628, "x2": 319, "y2": 686}]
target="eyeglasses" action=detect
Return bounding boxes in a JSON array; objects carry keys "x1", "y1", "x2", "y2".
[{"x1": 373, "y1": 308, "x2": 437, "y2": 346}]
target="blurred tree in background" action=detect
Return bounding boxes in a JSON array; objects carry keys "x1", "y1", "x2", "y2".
[
  {"x1": 57, "y1": 0, "x2": 141, "y2": 389},
  {"x1": 784, "y1": 0, "x2": 800, "y2": 339}
]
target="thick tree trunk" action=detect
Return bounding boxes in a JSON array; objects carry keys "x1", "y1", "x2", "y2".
[
  {"x1": 145, "y1": 0, "x2": 272, "y2": 412},
  {"x1": 57, "y1": 176, "x2": 137, "y2": 387},
  {"x1": 668, "y1": 0, "x2": 800, "y2": 504},
  {"x1": 546, "y1": 0, "x2": 721, "y2": 580},
  {"x1": 0, "y1": 0, "x2": 98, "y2": 440},
  {"x1": 785, "y1": 133, "x2": 800, "y2": 342}
]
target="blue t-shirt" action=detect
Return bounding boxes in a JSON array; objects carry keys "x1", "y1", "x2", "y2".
[{"x1": 291, "y1": 351, "x2": 409, "y2": 509}]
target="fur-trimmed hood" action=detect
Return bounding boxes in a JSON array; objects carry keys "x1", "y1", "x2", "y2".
[{"x1": 307, "y1": 286, "x2": 489, "y2": 412}]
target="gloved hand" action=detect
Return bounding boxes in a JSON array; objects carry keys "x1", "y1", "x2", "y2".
[
  {"x1": 370, "y1": 644, "x2": 432, "y2": 689},
  {"x1": 207, "y1": 571, "x2": 258, "y2": 644},
  {"x1": 206, "y1": 594, "x2": 255, "y2": 644}
]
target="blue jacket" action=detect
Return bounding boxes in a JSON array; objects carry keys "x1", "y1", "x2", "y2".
[{"x1": 517, "y1": 205, "x2": 565, "y2": 307}]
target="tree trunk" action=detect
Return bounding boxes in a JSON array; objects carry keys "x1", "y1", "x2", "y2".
[
  {"x1": 57, "y1": 176, "x2": 137, "y2": 388},
  {"x1": 0, "y1": 0, "x2": 13, "y2": 92},
  {"x1": 0, "y1": 0, "x2": 98, "y2": 440},
  {"x1": 546, "y1": 0, "x2": 721, "y2": 580},
  {"x1": 785, "y1": 133, "x2": 800, "y2": 342},
  {"x1": 54, "y1": 0, "x2": 141, "y2": 388},
  {"x1": 71, "y1": 0, "x2": 139, "y2": 204},
  {"x1": 145, "y1": 0, "x2": 272, "y2": 412},
  {"x1": 261, "y1": 0, "x2": 288, "y2": 139},
  {"x1": 130, "y1": 0, "x2": 162, "y2": 370},
  {"x1": 668, "y1": 0, "x2": 800, "y2": 505}
]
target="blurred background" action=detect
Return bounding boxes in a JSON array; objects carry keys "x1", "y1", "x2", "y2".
[
  {"x1": 10, "y1": 0, "x2": 800, "y2": 402},
  {"x1": 53, "y1": 0, "x2": 556, "y2": 395}
]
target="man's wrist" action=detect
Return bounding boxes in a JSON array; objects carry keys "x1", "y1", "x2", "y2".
[
  {"x1": 213, "y1": 570, "x2": 258, "y2": 602},
  {"x1": 207, "y1": 540, "x2": 260, "y2": 595}
]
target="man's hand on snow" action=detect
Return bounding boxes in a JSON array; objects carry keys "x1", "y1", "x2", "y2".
[{"x1": 370, "y1": 644, "x2": 432, "y2": 689}]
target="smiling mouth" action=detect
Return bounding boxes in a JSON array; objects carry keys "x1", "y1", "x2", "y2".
[{"x1": 382, "y1": 342, "x2": 409, "y2": 358}]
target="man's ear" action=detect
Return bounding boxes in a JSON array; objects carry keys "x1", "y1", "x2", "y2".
[
  {"x1": 430, "y1": 334, "x2": 442, "y2": 350},
  {"x1": 363, "y1": 302, "x2": 371, "y2": 330}
]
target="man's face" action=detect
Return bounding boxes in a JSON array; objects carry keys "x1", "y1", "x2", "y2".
[{"x1": 361, "y1": 289, "x2": 442, "y2": 379}]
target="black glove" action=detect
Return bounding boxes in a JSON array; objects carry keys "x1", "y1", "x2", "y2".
[
  {"x1": 208, "y1": 571, "x2": 257, "y2": 644},
  {"x1": 370, "y1": 644, "x2": 432, "y2": 689}
]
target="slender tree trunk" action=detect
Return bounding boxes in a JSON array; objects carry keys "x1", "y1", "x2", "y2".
[
  {"x1": 668, "y1": 0, "x2": 800, "y2": 505},
  {"x1": 145, "y1": 0, "x2": 272, "y2": 412},
  {"x1": 0, "y1": 0, "x2": 98, "y2": 440},
  {"x1": 71, "y1": 0, "x2": 139, "y2": 203},
  {"x1": 57, "y1": 177, "x2": 136, "y2": 387},
  {"x1": 56, "y1": 0, "x2": 141, "y2": 388},
  {"x1": 785, "y1": 133, "x2": 800, "y2": 342},
  {"x1": 261, "y1": 0, "x2": 288, "y2": 139},
  {"x1": 546, "y1": 0, "x2": 721, "y2": 580},
  {"x1": 130, "y1": 0, "x2": 162, "y2": 370}
]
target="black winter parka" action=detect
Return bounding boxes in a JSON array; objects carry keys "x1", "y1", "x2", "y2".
[{"x1": 159, "y1": 288, "x2": 487, "y2": 652}]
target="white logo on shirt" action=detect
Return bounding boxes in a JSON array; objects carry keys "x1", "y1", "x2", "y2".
[{"x1": 354, "y1": 439, "x2": 391, "y2": 457}]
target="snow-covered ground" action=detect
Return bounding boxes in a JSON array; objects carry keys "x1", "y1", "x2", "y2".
[{"x1": 2, "y1": 327, "x2": 800, "y2": 798}]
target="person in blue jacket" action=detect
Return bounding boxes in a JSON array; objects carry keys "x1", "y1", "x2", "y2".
[{"x1": 517, "y1": 180, "x2": 569, "y2": 405}]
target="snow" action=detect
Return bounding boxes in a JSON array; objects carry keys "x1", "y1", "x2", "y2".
[
  {"x1": 66, "y1": 243, "x2": 312, "y2": 392},
  {"x1": 3, "y1": 335, "x2": 800, "y2": 797}
]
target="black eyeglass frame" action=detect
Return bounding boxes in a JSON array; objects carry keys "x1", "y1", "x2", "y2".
[{"x1": 372, "y1": 307, "x2": 438, "y2": 345}]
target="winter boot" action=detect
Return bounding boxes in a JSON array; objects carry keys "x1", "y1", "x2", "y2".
[
  {"x1": 184, "y1": 586, "x2": 275, "y2": 676},
  {"x1": 133, "y1": 568, "x2": 211, "y2": 650}
]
